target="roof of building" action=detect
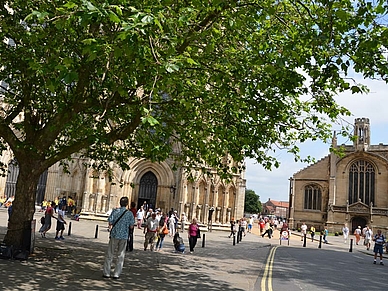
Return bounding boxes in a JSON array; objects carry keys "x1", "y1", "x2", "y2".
[{"x1": 264, "y1": 199, "x2": 289, "y2": 208}]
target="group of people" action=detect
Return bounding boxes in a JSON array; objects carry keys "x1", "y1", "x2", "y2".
[
  {"x1": 40, "y1": 196, "x2": 76, "y2": 215},
  {"x1": 103, "y1": 198, "x2": 201, "y2": 280},
  {"x1": 300, "y1": 222, "x2": 328, "y2": 243},
  {"x1": 348, "y1": 224, "x2": 386, "y2": 265},
  {"x1": 38, "y1": 200, "x2": 67, "y2": 240},
  {"x1": 227, "y1": 216, "x2": 256, "y2": 239}
]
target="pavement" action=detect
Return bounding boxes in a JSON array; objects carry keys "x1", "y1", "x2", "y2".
[{"x1": 0, "y1": 208, "x2": 385, "y2": 291}]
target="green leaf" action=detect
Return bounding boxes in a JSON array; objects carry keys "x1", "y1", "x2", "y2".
[
  {"x1": 165, "y1": 63, "x2": 179, "y2": 73},
  {"x1": 63, "y1": 72, "x2": 79, "y2": 84}
]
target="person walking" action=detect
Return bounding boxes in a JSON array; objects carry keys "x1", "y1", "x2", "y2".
[
  {"x1": 247, "y1": 216, "x2": 253, "y2": 233},
  {"x1": 261, "y1": 218, "x2": 272, "y2": 239},
  {"x1": 354, "y1": 226, "x2": 362, "y2": 245},
  {"x1": 364, "y1": 226, "x2": 373, "y2": 251},
  {"x1": 259, "y1": 219, "x2": 265, "y2": 235},
  {"x1": 144, "y1": 212, "x2": 158, "y2": 251},
  {"x1": 39, "y1": 201, "x2": 56, "y2": 238},
  {"x1": 228, "y1": 218, "x2": 236, "y2": 238},
  {"x1": 323, "y1": 226, "x2": 329, "y2": 244},
  {"x1": 136, "y1": 206, "x2": 145, "y2": 229},
  {"x1": 241, "y1": 217, "x2": 247, "y2": 236},
  {"x1": 155, "y1": 218, "x2": 169, "y2": 251},
  {"x1": 180, "y1": 212, "x2": 187, "y2": 232},
  {"x1": 372, "y1": 229, "x2": 385, "y2": 265},
  {"x1": 342, "y1": 224, "x2": 349, "y2": 243},
  {"x1": 102, "y1": 197, "x2": 134, "y2": 279},
  {"x1": 54, "y1": 203, "x2": 67, "y2": 240},
  {"x1": 127, "y1": 202, "x2": 137, "y2": 252},
  {"x1": 310, "y1": 226, "x2": 316, "y2": 242},
  {"x1": 300, "y1": 222, "x2": 307, "y2": 241},
  {"x1": 169, "y1": 213, "x2": 176, "y2": 237},
  {"x1": 188, "y1": 217, "x2": 200, "y2": 253}
]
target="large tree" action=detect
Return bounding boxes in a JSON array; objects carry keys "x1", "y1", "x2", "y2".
[
  {"x1": 244, "y1": 189, "x2": 262, "y2": 214},
  {"x1": 0, "y1": 1, "x2": 387, "y2": 249}
]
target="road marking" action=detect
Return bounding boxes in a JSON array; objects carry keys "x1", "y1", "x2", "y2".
[{"x1": 261, "y1": 246, "x2": 277, "y2": 291}]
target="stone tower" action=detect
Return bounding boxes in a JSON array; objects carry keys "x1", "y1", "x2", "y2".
[{"x1": 353, "y1": 117, "x2": 370, "y2": 151}]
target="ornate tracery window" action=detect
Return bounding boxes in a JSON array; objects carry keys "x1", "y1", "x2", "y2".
[
  {"x1": 304, "y1": 185, "x2": 322, "y2": 210},
  {"x1": 348, "y1": 160, "x2": 375, "y2": 205}
]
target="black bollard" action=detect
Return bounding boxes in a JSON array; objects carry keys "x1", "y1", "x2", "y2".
[
  {"x1": 95, "y1": 225, "x2": 99, "y2": 238},
  {"x1": 202, "y1": 233, "x2": 205, "y2": 248},
  {"x1": 239, "y1": 230, "x2": 243, "y2": 242},
  {"x1": 318, "y1": 235, "x2": 322, "y2": 248},
  {"x1": 233, "y1": 234, "x2": 236, "y2": 246},
  {"x1": 303, "y1": 234, "x2": 307, "y2": 247},
  {"x1": 67, "y1": 221, "x2": 72, "y2": 236},
  {"x1": 349, "y1": 238, "x2": 353, "y2": 252}
]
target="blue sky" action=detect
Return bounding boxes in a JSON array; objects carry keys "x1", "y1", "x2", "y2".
[{"x1": 245, "y1": 76, "x2": 388, "y2": 203}]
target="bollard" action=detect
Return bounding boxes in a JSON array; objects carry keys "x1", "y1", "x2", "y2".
[
  {"x1": 67, "y1": 221, "x2": 72, "y2": 236},
  {"x1": 202, "y1": 233, "x2": 205, "y2": 248},
  {"x1": 239, "y1": 230, "x2": 243, "y2": 242},
  {"x1": 237, "y1": 232, "x2": 240, "y2": 243},
  {"x1": 233, "y1": 234, "x2": 236, "y2": 246},
  {"x1": 303, "y1": 234, "x2": 306, "y2": 247},
  {"x1": 95, "y1": 225, "x2": 99, "y2": 239},
  {"x1": 318, "y1": 235, "x2": 322, "y2": 248},
  {"x1": 349, "y1": 238, "x2": 353, "y2": 252}
]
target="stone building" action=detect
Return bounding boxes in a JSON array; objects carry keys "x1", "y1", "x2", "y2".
[
  {"x1": 262, "y1": 199, "x2": 289, "y2": 219},
  {"x1": 0, "y1": 151, "x2": 246, "y2": 225},
  {"x1": 289, "y1": 118, "x2": 388, "y2": 234}
]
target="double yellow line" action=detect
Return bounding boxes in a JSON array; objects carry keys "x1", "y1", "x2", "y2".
[{"x1": 261, "y1": 246, "x2": 278, "y2": 291}]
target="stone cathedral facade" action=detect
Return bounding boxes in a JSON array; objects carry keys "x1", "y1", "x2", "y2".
[
  {"x1": 0, "y1": 150, "x2": 246, "y2": 225},
  {"x1": 289, "y1": 118, "x2": 388, "y2": 234}
]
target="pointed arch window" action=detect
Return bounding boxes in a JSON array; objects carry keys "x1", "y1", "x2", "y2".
[
  {"x1": 348, "y1": 160, "x2": 375, "y2": 205},
  {"x1": 304, "y1": 185, "x2": 322, "y2": 210}
]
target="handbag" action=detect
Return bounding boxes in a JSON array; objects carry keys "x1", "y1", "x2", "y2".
[{"x1": 196, "y1": 226, "x2": 201, "y2": 238}]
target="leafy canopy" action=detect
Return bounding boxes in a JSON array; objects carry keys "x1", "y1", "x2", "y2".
[{"x1": 0, "y1": 0, "x2": 387, "y2": 177}]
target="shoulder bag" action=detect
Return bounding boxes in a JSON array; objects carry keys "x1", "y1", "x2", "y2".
[{"x1": 109, "y1": 209, "x2": 128, "y2": 238}]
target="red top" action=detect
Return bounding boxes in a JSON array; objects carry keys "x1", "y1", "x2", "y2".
[
  {"x1": 45, "y1": 206, "x2": 54, "y2": 215},
  {"x1": 130, "y1": 207, "x2": 137, "y2": 218},
  {"x1": 188, "y1": 223, "x2": 199, "y2": 237}
]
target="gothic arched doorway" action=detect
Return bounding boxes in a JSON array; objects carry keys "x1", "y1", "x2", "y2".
[
  {"x1": 138, "y1": 171, "x2": 158, "y2": 210},
  {"x1": 351, "y1": 217, "x2": 367, "y2": 233}
]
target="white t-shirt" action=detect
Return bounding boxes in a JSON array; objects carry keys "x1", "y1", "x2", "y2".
[
  {"x1": 365, "y1": 229, "x2": 373, "y2": 240},
  {"x1": 301, "y1": 224, "x2": 307, "y2": 234},
  {"x1": 58, "y1": 209, "x2": 65, "y2": 223},
  {"x1": 136, "y1": 209, "x2": 144, "y2": 220}
]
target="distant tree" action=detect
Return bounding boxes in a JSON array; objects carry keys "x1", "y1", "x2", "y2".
[{"x1": 244, "y1": 189, "x2": 262, "y2": 214}]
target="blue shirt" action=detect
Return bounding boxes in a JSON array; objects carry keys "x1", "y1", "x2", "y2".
[{"x1": 108, "y1": 207, "x2": 135, "y2": 240}]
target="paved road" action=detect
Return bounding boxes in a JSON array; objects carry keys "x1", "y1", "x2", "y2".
[{"x1": 0, "y1": 208, "x2": 385, "y2": 291}]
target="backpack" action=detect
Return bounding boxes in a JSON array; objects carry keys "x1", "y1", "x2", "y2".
[{"x1": 40, "y1": 216, "x2": 45, "y2": 225}]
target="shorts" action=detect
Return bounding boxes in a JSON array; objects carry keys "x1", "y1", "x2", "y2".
[
  {"x1": 374, "y1": 244, "x2": 383, "y2": 255},
  {"x1": 248, "y1": 224, "x2": 252, "y2": 230},
  {"x1": 56, "y1": 221, "x2": 65, "y2": 231}
]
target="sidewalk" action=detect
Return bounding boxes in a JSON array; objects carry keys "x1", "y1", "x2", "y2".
[
  {"x1": 0, "y1": 209, "x2": 271, "y2": 291},
  {"x1": 0, "y1": 208, "x2": 384, "y2": 291}
]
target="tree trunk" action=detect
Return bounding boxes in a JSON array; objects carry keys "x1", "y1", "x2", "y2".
[{"x1": 3, "y1": 162, "x2": 42, "y2": 250}]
